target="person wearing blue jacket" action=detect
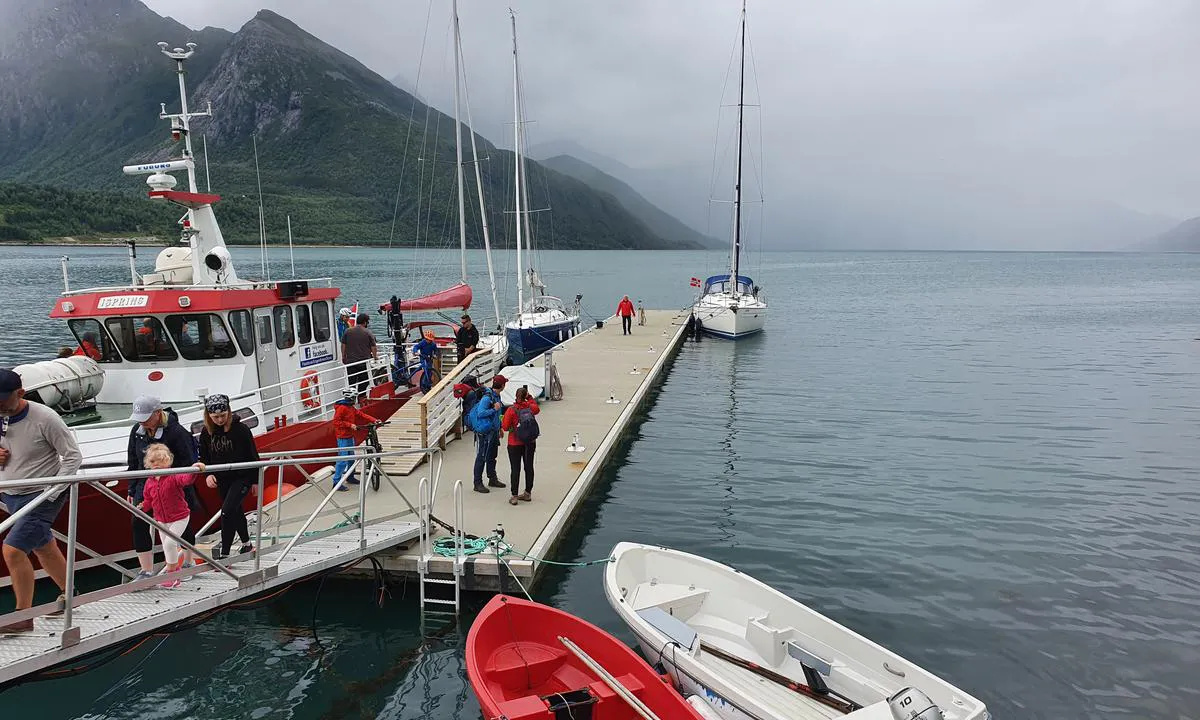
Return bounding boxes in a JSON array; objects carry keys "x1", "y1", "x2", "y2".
[
  {"x1": 471, "y1": 375, "x2": 508, "y2": 493},
  {"x1": 126, "y1": 395, "x2": 202, "y2": 583}
]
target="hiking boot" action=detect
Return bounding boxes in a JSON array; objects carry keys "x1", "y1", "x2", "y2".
[
  {"x1": 487, "y1": 479, "x2": 506, "y2": 489},
  {"x1": 345, "y1": 474, "x2": 360, "y2": 485},
  {"x1": 473, "y1": 484, "x2": 490, "y2": 494},
  {"x1": 518, "y1": 492, "x2": 532, "y2": 502},
  {"x1": 508, "y1": 496, "x2": 519, "y2": 506},
  {"x1": 238, "y1": 543, "x2": 255, "y2": 556},
  {"x1": 0, "y1": 618, "x2": 33, "y2": 633}
]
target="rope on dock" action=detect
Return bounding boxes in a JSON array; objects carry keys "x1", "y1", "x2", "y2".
[{"x1": 430, "y1": 535, "x2": 612, "y2": 567}]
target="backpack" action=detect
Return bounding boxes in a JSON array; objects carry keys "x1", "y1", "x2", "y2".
[
  {"x1": 514, "y1": 405, "x2": 540, "y2": 443},
  {"x1": 460, "y1": 386, "x2": 485, "y2": 431},
  {"x1": 468, "y1": 390, "x2": 500, "y2": 433}
]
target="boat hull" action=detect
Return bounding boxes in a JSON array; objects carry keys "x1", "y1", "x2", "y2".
[
  {"x1": 465, "y1": 594, "x2": 704, "y2": 720},
  {"x1": 692, "y1": 299, "x2": 766, "y2": 340},
  {"x1": 0, "y1": 383, "x2": 413, "y2": 580},
  {"x1": 604, "y1": 542, "x2": 989, "y2": 720},
  {"x1": 505, "y1": 318, "x2": 580, "y2": 362}
]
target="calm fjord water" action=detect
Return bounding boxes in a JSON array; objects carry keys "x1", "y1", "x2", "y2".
[{"x1": 2, "y1": 247, "x2": 1199, "y2": 719}]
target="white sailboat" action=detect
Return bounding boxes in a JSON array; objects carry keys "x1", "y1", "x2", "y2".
[
  {"x1": 503, "y1": 10, "x2": 581, "y2": 362},
  {"x1": 692, "y1": 1, "x2": 767, "y2": 340},
  {"x1": 605, "y1": 542, "x2": 990, "y2": 720}
]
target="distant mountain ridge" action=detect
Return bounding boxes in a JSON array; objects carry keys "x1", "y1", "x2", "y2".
[
  {"x1": 1146, "y1": 215, "x2": 1200, "y2": 251},
  {"x1": 541, "y1": 154, "x2": 721, "y2": 250},
  {"x1": 0, "y1": 1, "x2": 693, "y2": 250}
]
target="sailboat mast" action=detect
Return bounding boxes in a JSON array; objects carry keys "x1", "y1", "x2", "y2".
[
  {"x1": 510, "y1": 10, "x2": 525, "y2": 318},
  {"x1": 459, "y1": 40, "x2": 502, "y2": 332},
  {"x1": 512, "y1": 21, "x2": 536, "y2": 295},
  {"x1": 452, "y1": 0, "x2": 468, "y2": 284},
  {"x1": 731, "y1": 0, "x2": 746, "y2": 283}
]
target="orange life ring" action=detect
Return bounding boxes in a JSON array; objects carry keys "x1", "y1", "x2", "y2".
[{"x1": 300, "y1": 370, "x2": 320, "y2": 409}]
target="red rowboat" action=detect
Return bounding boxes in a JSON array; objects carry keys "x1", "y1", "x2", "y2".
[{"x1": 466, "y1": 595, "x2": 706, "y2": 720}]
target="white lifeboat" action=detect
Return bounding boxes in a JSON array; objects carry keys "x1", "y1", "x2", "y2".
[{"x1": 13, "y1": 357, "x2": 105, "y2": 412}]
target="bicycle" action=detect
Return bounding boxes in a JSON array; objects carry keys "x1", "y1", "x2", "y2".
[{"x1": 360, "y1": 421, "x2": 389, "y2": 492}]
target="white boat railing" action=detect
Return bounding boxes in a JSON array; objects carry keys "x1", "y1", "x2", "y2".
[
  {"x1": 59, "y1": 277, "x2": 336, "y2": 297},
  {"x1": 70, "y1": 350, "x2": 402, "y2": 461},
  {"x1": 0, "y1": 442, "x2": 440, "y2": 648}
]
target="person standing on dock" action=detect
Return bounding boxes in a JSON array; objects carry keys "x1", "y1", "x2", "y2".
[
  {"x1": 617, "y1": 295, "x2": 636, "y2": 335},
  {"x1": 199, "y1": 394, "x2": 260, "y2": 560},
  {"x1": 501, "y1": 386, "x2": 540, "y2": 505},
  {"x1": 470, "y1": 375, "x2": 508, "y2": 493},
  {"x1": 341, "y1": 313, "x2": 377, "y2": 399},
  {"x1": 126, "y1": 395, "x2": 202, "y2": 585},
  {"x1": 456, "y1": 314, "x2": 479, "y2": 365},
  {"x1": 0, "y1": 368, "x2": 81, "y2": 634}
]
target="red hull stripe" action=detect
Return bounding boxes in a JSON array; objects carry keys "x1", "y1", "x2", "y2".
[{"x1": 51, "y1": 287, "x2": 341, "y2": 318}]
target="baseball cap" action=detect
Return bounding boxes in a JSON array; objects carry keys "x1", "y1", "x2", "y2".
[
  {"x1": 0, "y1": 368, "x2": 22, "y2": 401},
  {"x1": 129, "y1": 395, "x2": 163, "y2": 423},
  {"x1": 492, "y1": 374, "x2": 508, "y2": 388}
]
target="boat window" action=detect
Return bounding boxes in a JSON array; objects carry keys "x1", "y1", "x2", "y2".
[
  {"x1": 256, "y1": 314, "x2": 272, "y2": 345},
  {"x1": 227, "y1": 310, "x2": 254, "y2": 356},
  {"x1": 66, "y1": 319, "x2": 120, "y2": 363},
  {"x1": 273, "y1": 306, "x2": 295, "y2": 350},
  {"x1": 312, "y1": 301, "x2": 331, "y2": 342},
  {"x1": 164, "y1": 314, "x2": 238, "y2": 361},
  {"x1": 295, "y1": 304, "x2": 313, "y2": 344},
  {"x1": 104, "y1": 316, "x2": 178, "y2": 362}
]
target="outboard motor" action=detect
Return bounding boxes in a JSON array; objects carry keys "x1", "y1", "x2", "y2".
[{"x1": 888, "y1": 687, "x2": 945, "y2": 720}]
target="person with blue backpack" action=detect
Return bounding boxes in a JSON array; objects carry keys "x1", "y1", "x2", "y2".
[
  {"x1": 500, "y1": 385, "x2": 540, "y2": 505},
  {"x1": 469, "y1": 375, "x2": 508, "y2": 493}
]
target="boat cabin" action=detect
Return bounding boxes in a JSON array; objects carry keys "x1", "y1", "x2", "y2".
[
  {"x1": 50, "y1": 281, "x2": 342, "y2": 414},
  {"x1": 702, "y1": 274, "x2": 757, "y2": 297}
]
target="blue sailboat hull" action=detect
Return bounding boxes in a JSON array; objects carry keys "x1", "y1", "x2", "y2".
[{"x1": 506, "y1": 319, "x2": 581, "y2": 363}]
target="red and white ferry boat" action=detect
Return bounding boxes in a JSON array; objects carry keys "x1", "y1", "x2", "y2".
[{"x1": 3, "y1": 43, "x2": 424, "y2": 573}]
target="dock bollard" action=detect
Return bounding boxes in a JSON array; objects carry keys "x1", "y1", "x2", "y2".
[
  {"x1": 648, "y1": 345, "x2": 655, "y2": 353},
  {"x1": 566, "y1": 433, "x2": 586, "y2": 453},
  {"x1": 606, "y1": 389, "x2": 621, "y2": 405},
  {"x1": 630, "y1": 366, "x2": 641, "y2": 375}
]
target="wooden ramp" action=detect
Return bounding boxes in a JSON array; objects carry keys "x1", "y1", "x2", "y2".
[{"x1": 0, "y1": 519, "x2": 421, "y2": 686}]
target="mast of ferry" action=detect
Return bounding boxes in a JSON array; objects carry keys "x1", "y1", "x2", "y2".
[
  {"x1": 158, "y1": 43, "x2": 209, "y2": 206},
  {"x1": 451, "y1": 0, "x2": 468, "y2": 284},
  {"x1": 730, "y1": 0, "x2": 746, "y2": 285},
  {"x1": 510, "y1": 10, "x2": 525, "y2": 321}
]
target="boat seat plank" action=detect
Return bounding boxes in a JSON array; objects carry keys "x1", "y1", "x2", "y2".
[
  {"x1": 637, "y1": 606, "x2": 698, "y2": 651},
  {"x1": 494, "y1": 695, "x2": 550, "y2": 720},
  {"x1": 585, "y1": 671, "x2": 647, "y2": 703},
  {"x1": 486, "y1": 644, "x2": 567, "y2": 688}
]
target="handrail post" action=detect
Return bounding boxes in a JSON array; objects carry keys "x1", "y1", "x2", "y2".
[
  {"x1": 254, "y1": 466, "x2": 265, "y2": 572},
  {"x1": 61, "y1": 483, "x2": 80, "y2": 646},
  {"x1": 358, "y1": 453, "x2": 368, "y2": 550},
  {"x1": 274, "y1": 463, "x2": 284, "y2": 544},
  {"x1": 419, "y1": 399, "x2": 429, "y2": 450}
]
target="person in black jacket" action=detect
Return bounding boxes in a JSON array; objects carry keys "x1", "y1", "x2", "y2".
[
  {"x1": 126, "y1": 395, "x2": 202, "y2": 582},
  {"x1": 197, "y1": 394, "x2": 260, "y2": 559},
  {"x1": 455, "y1": 314, "x2": 480, "y2": 365}
]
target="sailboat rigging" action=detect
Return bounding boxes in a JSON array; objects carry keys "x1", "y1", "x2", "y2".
[
  {"x1": 504, "y1": 10, "x2": 582, "y2": 363},
  {"x1": 691, "y1": 0, "x2": 767, "y2": 340}
]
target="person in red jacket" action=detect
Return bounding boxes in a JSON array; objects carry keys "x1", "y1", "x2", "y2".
[
  {"x1": 331, "y1": 388, "x2": 378, "y2": 491},
  {"x1": 73, "y1": 332, "x2": 102, "y2": 360},
  {"x1": 500, "y1": 386, "x2": 540, "y2": 505},
  {"x1": 617, "y1": 295, "x2": 635, "y2": 335}
]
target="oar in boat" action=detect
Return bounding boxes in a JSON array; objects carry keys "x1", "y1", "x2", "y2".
[
  {"x1": 698, "y1": 640, "x2": 861, "y2": 714},
  {"x1": 558, "y1": 635, "x2": 661, "y2": 720}
]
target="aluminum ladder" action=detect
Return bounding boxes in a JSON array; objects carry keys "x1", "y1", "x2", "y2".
[{"x1": 417, "y1": 477, "x2": 465, "y2": 618}]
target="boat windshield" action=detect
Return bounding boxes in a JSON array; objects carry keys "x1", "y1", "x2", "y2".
[
  {"x1": 522, "y1": 295, "x2": 568, "y2": 314},
  {"x1": 104, "y1": 316, "x2": 179, "y2": 362},
  {"x1": 66, "y1": 319, "x2": 121, "y2": 363},
  {"x1": 702, "y1": 274, "x2": 755, "y2": 296}
]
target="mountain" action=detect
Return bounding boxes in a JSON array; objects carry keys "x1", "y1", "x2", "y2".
[
  {"x1": 0, "y1": 2, "x2": 685, "y2": 250},
  {"x1": 541, "y1": 155, "x2": 720, "y2": 250},
  {"x1": 1146, "y1": 216, "x2": 1200, "y2": 251}
]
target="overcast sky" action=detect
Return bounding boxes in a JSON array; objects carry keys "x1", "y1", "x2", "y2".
[{"x1": 143, "y1": 0, "x2": 1200, "y2": 248}]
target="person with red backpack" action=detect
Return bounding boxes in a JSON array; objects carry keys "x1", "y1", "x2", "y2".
[{"x1": 500, "y1": 385, "x2": 540, "y2": 505}]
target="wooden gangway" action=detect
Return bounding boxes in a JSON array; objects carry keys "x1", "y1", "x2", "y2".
[{"x1": 0, "y1": 446, "x2": 438, "y2": 687}]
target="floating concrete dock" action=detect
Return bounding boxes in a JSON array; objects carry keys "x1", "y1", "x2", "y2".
[{"x1": 322, "y1": 308, "x2": 689, "y2": 591}]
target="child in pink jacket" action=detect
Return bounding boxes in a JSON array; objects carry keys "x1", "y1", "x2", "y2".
[{"x1": 140, "y1": 443, "x2": 202, "y2": 588}]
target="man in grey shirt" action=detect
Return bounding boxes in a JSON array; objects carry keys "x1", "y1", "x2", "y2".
[
  {"x1": 0, "y1": 368, "x2": 82, "y2": 633},
  {"x1": 341, "y1": 313, "x2": 377, "y2": 399}
]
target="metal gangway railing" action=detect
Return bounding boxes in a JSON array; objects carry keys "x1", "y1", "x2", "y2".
[{"x1": 0, "y1": 436, "x2": 451, "y2": 663}]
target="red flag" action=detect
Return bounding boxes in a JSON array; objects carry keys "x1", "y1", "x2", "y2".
[{"x1": 689, "y1": 277, "x2": 701, "y2": 287}]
